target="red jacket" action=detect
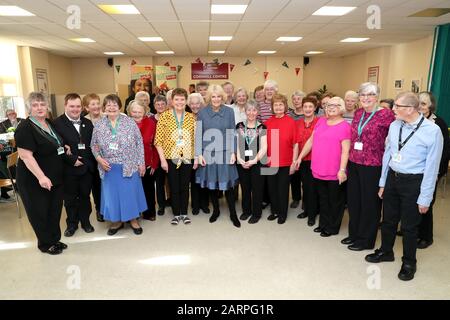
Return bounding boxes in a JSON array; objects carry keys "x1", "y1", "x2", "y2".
[{"x1": 137, "y1": 116, "x2": 160, "y2": 169}]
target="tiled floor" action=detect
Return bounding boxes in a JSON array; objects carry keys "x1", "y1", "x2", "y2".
[{"x1": 1, "y1": 182, "x2": 449, "y2": 299}]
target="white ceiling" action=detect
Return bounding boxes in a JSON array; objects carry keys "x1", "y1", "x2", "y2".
[{"x1": 0, "y1": 0, "x2": 449, "y2": 58}]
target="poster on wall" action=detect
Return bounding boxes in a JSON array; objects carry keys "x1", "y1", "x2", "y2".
[
  {"x1": 131, "y1": 65, "x2": 153, "y2": 81},
  {"x1": 191, "y1": 62, "x2": 229, "y2": 80},
  {"x1": 36, "y1": 68, "x2": 49, "y2": 96},
  {"x1": 367, "y1": 66, "x2": 379, "y2": 84},
  {"x1": 155, "y1": 65, "x2": 178, "y2": 92},
  {"x1": 394, "y1": 79, "x2": 404, "y2": 90},
  {"x1": 411, "y1": 79, "x2": 421, "y2": 93}
]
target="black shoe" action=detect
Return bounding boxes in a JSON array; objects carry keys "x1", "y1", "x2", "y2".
[
  {"x1": 261, "y1": 202, "x2": 269, "y2": 209},
  {"x1": 231, "y1": 215, "x2": 241, "y2": 228},
  {"x1": 348, "y1": 244, "x2": 372, "y2": 251},
  {"x1": 1, "y1": 192, "x2": 11, "y2": 199},
  {"x1": 142, "y1": 214, "x2": 156, "y2": 221},
  {"x1": 417, "y1": 239, "x2": 433, "y2": 249},
  {"x1": 107, "y1": 223, "x2": 124, "y2": 236},
  {"x1": 201, "y1": 207, "x2": 210, "y2": 214},
  {"x1": 307, "y1": 219, "x2": 315, "y2": 226},
  {"x1": 290, "y1": 200, "x2": 299, "y2": 208},
  {"x1": 64, "y1": 228, "x2": 77, "y2": 237},
  {"x1": 240, "y1": 213, "x2": 251, "y2": 221},
  {"x1": 398, "y1": 263, "x2": 416, "y2": 281},
  {"x1": 277, "y1": 217, "x2": 286, "y2": 224},
  {"x1": 96, "y1": 212, "x2": 104, "y2": 222},
  {"x1": 341, "y1": 237, "x2": 354, "y2": 245},
  {"x1": 320, "y1": 230, "x2": 332, "y2": 237},
  {"x1": 267, "y1": 213, "x2": 278, "y2": 221},
  {"x1": 365, "y1": 249, "x2": 395, "y2": 263},
  {"x1": 157, "y1": 207, "x2": 165, "y2": 216},
  {"x1": 55, "y1": 242, "x2": 68, "y2": 250},
  {"x1": 192, "y1": 208, "x2": 199, "y2": 215},
  {"x1": 43, "y1": 244, "x2": 63, "y2": 255},
  {"x1": 297, "y1": 212, "x2": 307, "y2": 219},
  {"x1": 313, "y1": 226, "x2": 323, "y2": 233},
  {"x1": 248, "y1": 216, "x2": 260, "y2": 224},
  {"x1": 130, "y1": 224, "x2": 143, "y2": 235},
  {"x1": 82, "y1": 224, "x2": 95, "y2": 233},
  {"x1": 209, "y1": 211, "x2": 220, "y2": 223}
]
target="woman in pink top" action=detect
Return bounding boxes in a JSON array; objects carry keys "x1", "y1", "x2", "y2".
[{"x1": 296, "y1": 96, "x2": 351, "y2": 237}]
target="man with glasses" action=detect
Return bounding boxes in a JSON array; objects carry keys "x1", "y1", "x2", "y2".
[
  {"x1": 365, "y1": 92, "x2": 443, "y2": 281},
  {"x1": 0, "y1": 109, "x2": 23, "y2": 133}
]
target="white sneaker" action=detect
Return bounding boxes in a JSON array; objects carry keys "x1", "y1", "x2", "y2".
[
  {"x1": 181, "y1": 215, "x2": 191, "y2": 224},
  {"x1": 171, "y1": 216, "x2": 180, "y2": 225}
]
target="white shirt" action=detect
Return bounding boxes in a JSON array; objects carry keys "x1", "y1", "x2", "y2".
[
  {"x1": 231, "y1": 104, "x2": 247, "y2": 125},
  {"x1": 65, "y1": 113, "x2": 81, "y2": 134}
]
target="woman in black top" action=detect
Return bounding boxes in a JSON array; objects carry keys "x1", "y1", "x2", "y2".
[
  {"x1": 15, "y1": 92, "x2": 66, "y2": 255},
  {"x1": 236, "y1": 100, "x2": 267, "y2": 224}
]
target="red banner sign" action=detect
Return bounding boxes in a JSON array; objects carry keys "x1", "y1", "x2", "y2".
[{"x1": 191, "y1": 63, "x2": 229, "y2": 80}]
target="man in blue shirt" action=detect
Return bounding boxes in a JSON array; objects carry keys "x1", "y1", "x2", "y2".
[{"x1": 365, "y1": 92, "x2": 443, "y2": 281}]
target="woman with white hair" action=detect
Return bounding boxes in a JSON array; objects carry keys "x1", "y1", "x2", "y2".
[
  {"x1": 288, "y1": 90, "x2": 305, "y2": 121},
  {"x1": 343, "y1": 90, "x2": 359, "y2": 124},
  {"x1": 257, "y1": 79, "x2": 278, "y2": 123},
  {"x1": 231, "y1": 87, "x2": 249, "y2": 125},
  {"x1": 135, "y1": 91, "x2": 152, "y2": 115},
  {"x1": 342, "y1": 82, "x2": 395, "y2": 251},
  {"x1": 296, "y1": 96, "x2": 351, "y2": 237}
]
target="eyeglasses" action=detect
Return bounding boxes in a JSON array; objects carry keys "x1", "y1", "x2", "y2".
[
  {"x1": 359, "y1": 93, "x2": 377, "y2": 98},
  {"x1": 393, "y1": 104, "x2": 413, "y2": 108}
]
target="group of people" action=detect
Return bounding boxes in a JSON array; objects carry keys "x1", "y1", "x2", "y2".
[{"x1": 6, "y1": 77, "x2": 449, "y2": 282}]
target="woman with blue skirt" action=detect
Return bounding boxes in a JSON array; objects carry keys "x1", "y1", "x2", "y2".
[{"x1": 91, "y1": 94, "x2": 147, "y2": 235}]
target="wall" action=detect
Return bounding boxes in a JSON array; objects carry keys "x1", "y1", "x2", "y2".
[
  {"x1": 48, "y1": 54, "x2": 73, "y2": 95},
  {"x1": 71, "y1": 58, "x2": 115, "y2": 95},
  {"x1": 302, "y1": 57, "x2": 344, "y2": 96}
]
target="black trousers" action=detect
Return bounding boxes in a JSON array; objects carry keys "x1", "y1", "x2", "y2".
[
  {"x1": 267, "y1": 167, "x2": 290, "y2": 220},
  {"x1": 142, "y1": 167, "x2": 157, "y2": 218},
  {"x1": 237, "y1": 164, "x2": 264, "y2": 218},
  {"x1": 209, "y1": 188, "x2": 237, "y2": 216},
  {"x1": 381, "y1": 170, "x2": 423, "y2": 265},
  {"x1": 154, "y1": 167, "x2": 167, "y2": 210},
  {"x1": 190, "y1": 169, "x2": 209, "y2": 211},
  {"x1": 91, "y1": 168, "x2": 101, "y2": 213},
  {"x1": 299, "y1": 161, "x2": 319, "y2": 220},
  {"x1": 316, "y1": 178, "x2": 345, "y2": 234},
  {"x1": 167, "y1": 160, "x2": 192, "y2": 216},
  {"x1": 64, "y1": 172, "x2": 93, "y2": 229},
  {"x1": 18, "y1": 182, "x2": 64, "y2": 252},
  {"x1": 290, "y1": 168, "x2": 301, "y2": 202},
  {"x1": 418, "y1": 179, "x2": 439, "y2": 242},
  {"x1": 347, "y1": 161, "x2": 382, "y2": 248}
]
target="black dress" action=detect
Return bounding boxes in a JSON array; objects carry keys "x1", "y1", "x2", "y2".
[{"x1": 15, "y1": 118, "x2": 65, "y2": 252}]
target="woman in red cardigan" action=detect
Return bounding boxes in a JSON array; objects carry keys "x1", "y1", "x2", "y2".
[{"x1": 129, "y1": 101, "x2": 160, "y2": 220}]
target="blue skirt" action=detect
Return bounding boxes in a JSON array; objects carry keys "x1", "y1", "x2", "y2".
[
  {"x1": 196, "y1": 163, "x2": 239, "y2": 191},
  {"x1": 100, "y1": 164, "x2": 147, "y2": 222}
]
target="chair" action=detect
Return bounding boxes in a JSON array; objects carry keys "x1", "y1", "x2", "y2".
[{"x1": 0, "y1": 151, "x2": 21, "y2": 218}]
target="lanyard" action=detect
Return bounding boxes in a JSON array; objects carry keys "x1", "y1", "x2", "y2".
[
  {"x1": 398, "y1": 116, "x2": 424, "y2": 151},
  {"x1": 30, "y1": 116, "x2": 61, "y2": 146},
  {"x1": 108, "y1": 116, "x2": 120, "y2": 139},
  {"x1": 173, "y1": 109, "x2": 185, "y2": 138},
  {"x1": 244, "y1": 121, "x2": 260, "y2": 146},
  {"x1": 357, "y1": 107, "x2": 377, "y2": 139}
]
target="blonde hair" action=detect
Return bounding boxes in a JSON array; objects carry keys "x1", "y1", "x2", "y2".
[
  {"x1": 326, "y1": 96, "x2": 346, "y2": 115},
  {"x1": 128, "y1": 100, "x2": 146, "y2": 114},
  {"x1": 206, "y1": 84, "x2": 227, "y2": 104},
  {"x1": 187, "y1": 93, "x2": 205, "y2": 106}
]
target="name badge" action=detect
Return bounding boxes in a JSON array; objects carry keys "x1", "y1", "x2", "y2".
[
  {"x1": 392, "y1": 153, "x2": 402, "y2": 163},
  {"x1": 78, "y1": 143, "x2": 86, "y2": 150},
  {"x1": 176, "y1": 139, "x2": 185, "y2": 147},
  {"x1": 57, "y1": 147, "x2": 65, "y2": 155},
  {"x1": 245, "y1": 149, "x2": 254, "y2": 157},
  {"x1": 109, "y1": 143, "x2": 119, "y2": 150},
  {"x1": 354, "y1": 142, "x2": 363, "y2": 151}
]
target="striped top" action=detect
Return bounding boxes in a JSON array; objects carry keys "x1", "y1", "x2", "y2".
[{"x1": 257, "y1": 100, "x2": 273, "y2": 123}]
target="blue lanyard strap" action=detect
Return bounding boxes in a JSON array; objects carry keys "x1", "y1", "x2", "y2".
[
  {"x1": 357, "y1": 107, "x2": 378, "y2": 139},
  {"x1": 107, "y1": 116, "x2": 120, "y2": 139},
  {"x1": 244, "y1": 121, "x2": 260, "y2": 146},
  {"x1": 173, "y1": 109, "x2": 185, "y2": 137},
  {"x1": 30, "y1": 116, "x2": 61, "y2": 146}
]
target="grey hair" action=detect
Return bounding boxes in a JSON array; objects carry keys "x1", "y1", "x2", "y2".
[
  {"x1": 135, "y1": 91, "x2": 150, "y2": 100},
  {"x1": 326, "y1": 96, "x2": 346, "y2": 115},
  {"x1": 128, "y1": 100, "x2": 147, "y2": 114},
  {"x1": 233, "y1": 87, "x2": 249, "y2": 102},
  {"x1": 26, "y1": 92, "x2": 50, "y2": 113},
  {"x1": 292, "y1": 90, "x2": 305, "y2": 98},
  {"x1": 345, "y1": 90, "x2": 359, "y2": 100},
  {"x1": 396, "y1": 92, "x2": 420, "y2": 110},
  {"x1": 358, "y1": 82, "x2": 380, "y2": 97},
  {"x1": 245, "y1": 99, "x2": 259, "y2": 113},
  {"x1": 187, "y1": 93, "x2": 205, "y2": 106},
  {"x1": 264, "y1": 79, "x2": 279, "y2": 91}
]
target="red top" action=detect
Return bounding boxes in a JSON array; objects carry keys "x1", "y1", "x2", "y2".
[
  {"x1": 136, "y1": 116, "x2": 159, "y2": 169},
  {"x1": 265, "y1": 115, "x2": 298, "y2": 167},
  {"x1": 297, "y1": 116, "x2": 319, "y2": 161}
]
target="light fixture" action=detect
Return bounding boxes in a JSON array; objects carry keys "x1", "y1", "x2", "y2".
[
  {"x1": 276, "y1": 36, "x2": 303, "y2": 42},
  {"x1": 258, "y1": 50, "x2": 276, "y2": 54},
  {"x1": 208, "y1": 51, "x2": 225, "y2": 54},
  {"x1": 71, "y1": 38, "x2": 96, "y2": 43},
  {"x1": 156, "y1": 51, "x2": 174, "y2": 54},
  {"x1": 104, "y1": 52, "x2": 124, "y2": 55},
  {"x1": 209, "y1": 36, "x2": 233, "y2": 41},
  {"x1": 409, "y1": 8, "x2": 450, "y2": 17},
  {"x1": 98, "y1": 4, "x2": 140, "y2": 14},
  {"x1": 0, "y1": 6, "x2": 34, "y2": 16},
  {"x1": 305, "y1": 51, "x2": 324, "y2": 55},
  {"x1": 211, "y1": 5, "x2": 247, "y2": 14},
  {"x1": 312, "y1": 6, "x2": 356, "y2": 16},
  {"x1": 138, "y1": 37, "x2": 163, "y2": 42},
  {"x1": 340, "y1": 37, "x2": 369, "y2": 42}
]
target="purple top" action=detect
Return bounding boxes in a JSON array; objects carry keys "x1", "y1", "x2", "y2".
[
  {"x1": 91, "y1": 114, "x2": 144, "y2": 178},
  {"x1": 311, "y1": 117, "x2": 351, "y2": 180},
  {"x1": 349, "y1": 107, "x2": 395, "y2": 166}
]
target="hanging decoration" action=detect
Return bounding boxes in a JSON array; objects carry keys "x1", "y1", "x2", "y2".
[
  {"x1": 177, "y1": 65, "x2": 183, "y2": 73},
  {"x1": 263, "y1": 71, "x2": 269, "y2": 80},
  {"x1": 195, "y1": 57, "x2": 202, "y2": 63},
  {"x1": 131, "y1": 59, "x2": 137, "y2": 66},
  {"x1": 282, "y1": 61, "x2": 289, "y2": 68},
  {"x1": 164, "y1": 61, "x2": 170, "y2": 66},
  {"x1": 295, "y1": 67, "x2": 301, "y2": 76},
  {"x1": 230, "y1": 64, "x2": 235, "y2": 72},
  {"x1": 115, "y1": 65, "x2": 121, "y2": 73},
  {"x1": 212, "y1": 58, "x2": 219, "y2": 64},
  {"x1": 244, "y1": 59, "x2": 252, "y2": 66}
]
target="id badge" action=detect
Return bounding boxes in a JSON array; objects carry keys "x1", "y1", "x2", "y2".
[
  {"x1": 109, "y1": 143, "x2": 119, "y2": 150},
  {"x1": 78, "y1": 143, "x2": 86, "y2": 150},
  {"x1": 176, "y1": 139, "x2": 185, "y2": 147},
  {"x1": 354, "y1": 142, "x2": 363, "y2": 151},
  {"x1": 57, "y1": 147, "x2": 65, "y2": 155},
  {"x1": 392, "y1": 153, "x2": 402, "y2": 163},
  {"x1": 245, "y1": 149, "x2": 254, "y2": 157}
]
